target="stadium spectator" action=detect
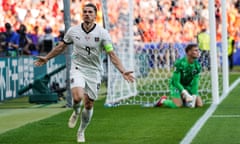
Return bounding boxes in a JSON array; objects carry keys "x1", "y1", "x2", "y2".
[
  {"x1": 27, "y1": 26, "x2": 41, "y2": 55},
  {"x1": 155, "y1": 44, "x2": 203, "y2": 108},
  {"x1": 38, "y1": 26, "x2": 55, "y2": 55},
  {"x1": 34, "y1": 3, "x2": 134, "y2": 143},
  {"x1": 3, "y1": 22, "x2": 19, "y2": 57},
  {"x1": 0, "y1": 32, "x2": 7, "y2": 57},
  {"x1": 228, "y1": 35, "x2": 235, "y2": 70},
  {"x1": 197, "y1": 24, "x2": 210, "y2": 70},
  {"x1": 56, "y1": 28, "x2": 65, "y2": 42},
  {"x1": 0, "y1": 0, "x2": 239, "y2": 45},
  {"x1": 235, "y1": 0, "x2": 240, "y2": 13},
  {"x1": 17, "y1": 24, "x2": 32, "y2": 55}
]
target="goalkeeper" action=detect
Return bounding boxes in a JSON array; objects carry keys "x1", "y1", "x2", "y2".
[{"x1": 155, "y1": 44, "x2": 203, "y2": 108}]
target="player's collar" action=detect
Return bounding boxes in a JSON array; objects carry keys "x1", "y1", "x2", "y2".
[
  {"x1": 82, "y1": 23, "x2": 96, "y2": 34},
  {"x1": 185, "y1": 56, "x2": 195, "y2": 64}
]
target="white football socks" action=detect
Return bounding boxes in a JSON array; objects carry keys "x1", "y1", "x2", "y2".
[
  {"x1": 78, "y1": 108, "x2": 93, "y2": 133},
  {"x1": 73, "y1": 102, "x2": 82, "y2": 114}
]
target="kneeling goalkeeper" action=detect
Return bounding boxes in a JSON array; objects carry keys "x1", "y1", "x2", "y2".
[{"x1": 155, "y1": 44, "x2": 203, "y2": 108}]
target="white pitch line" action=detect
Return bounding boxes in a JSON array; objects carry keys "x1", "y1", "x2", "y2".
[
  {"x1": 180, "y1": 78, "x2": 240, "y2": 144},
  {"x1": 212, "y1": 115, "x2": 240, "y2": 118}
]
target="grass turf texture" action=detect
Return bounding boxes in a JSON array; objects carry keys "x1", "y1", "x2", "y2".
[
  {"x1": 0, "y1": 70, "x2": 239, "y2": 144},
  {"x1": 0, "y1": 99, "x2": 209, "y2": 144},
  {"x1": 192, "y1": 79, "x2": 240, "y2": 144},
  {"x1": 0, "y1": 96, "x2": 68, "y2": 135}
]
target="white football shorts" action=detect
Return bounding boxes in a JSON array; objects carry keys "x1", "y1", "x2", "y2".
[{"x1": 70, "y1": 63, "x2": 101, "y2": 100}]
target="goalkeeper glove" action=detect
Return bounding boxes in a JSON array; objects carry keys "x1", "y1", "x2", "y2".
[
  {"x1": 191, "y1": 95, "x2": 197, "y2": 108},
  {"x1": 181, "y1": 89, "x2": 192, "y2": 102},
  {"x1": 186, "y1": 95, "x2": 197, "y2": 108}
]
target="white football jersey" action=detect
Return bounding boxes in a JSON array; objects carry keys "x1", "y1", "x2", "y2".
[{"x1": 63, "y1": 23, "x2": 112, "y2": 76}]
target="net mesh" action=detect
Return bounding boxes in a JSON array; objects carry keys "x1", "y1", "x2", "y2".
[{"x1": 101, "y1": 0, "x2": 224, "y2": 105}]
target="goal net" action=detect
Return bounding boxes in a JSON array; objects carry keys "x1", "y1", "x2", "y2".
[
  {"x1": 102, "y1": 0, "x2": 137, "y2": 105},
  {"x1": 102, "y1": 0, "x2": 224, "y2": 106}
]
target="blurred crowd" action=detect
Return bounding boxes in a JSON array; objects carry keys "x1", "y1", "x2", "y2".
[
  {"x1": 0, "y1": 0, "x2": 102, "y2": 57},
  {"x1": 107, "y1": 0, "x2": 240, "y2": 44},
  {"x1": 0, "y1": 0, "x2": 102, "y2": 36},
  {"x1": 0, "y1": 0, "x2": 239, "y2": 57}
]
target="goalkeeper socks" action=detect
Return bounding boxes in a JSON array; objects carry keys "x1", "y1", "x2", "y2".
[
  {"x1": 163, "y1": 99, "x2": 177, "y2": 108},
  {"x1": 78, "y1": 108, "x2": 93, "y2": 133}
]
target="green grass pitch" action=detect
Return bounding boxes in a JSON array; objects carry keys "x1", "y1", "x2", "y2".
[{"x1": 0, "y1": 70, "x2": 240, "y2": 144}]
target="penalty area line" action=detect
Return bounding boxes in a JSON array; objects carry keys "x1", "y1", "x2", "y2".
[{"x1": 212, "y1": 115, "x2": 240, "y2": 118}]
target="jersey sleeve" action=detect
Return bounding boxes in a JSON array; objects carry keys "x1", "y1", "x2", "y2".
[
  {"x1": 171, "y1": 60, "x2": 184, "y2": 92},
  {"x1": 102, "y1": 29, "x2": 113, "y2": 53},
  {"x1": 174, "y1": 59, "x2": 182, "y2": 73},
  {"x1": 63, "y1": 27, "x2": 73, "y2": 44},
  {"x1": 190, "y1": 74, "x2": 200, "y2": 95},
  {"x1": 190, "y1": 61, "x2": 201, "y2": 95}
]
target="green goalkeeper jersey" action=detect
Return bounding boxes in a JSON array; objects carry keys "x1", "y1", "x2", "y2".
[{"x1": 170, "y1": 57, "x2": 201, "y2": 95}]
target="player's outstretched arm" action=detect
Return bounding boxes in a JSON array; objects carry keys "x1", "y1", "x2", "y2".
[
  {"x1": 108, "y1": 51, "x2": 134, "y2": 83},
  {"x1": 34, "y1": 56, "x2": 48, "y2": 66},
  {"x1": 34, "y1": 42, "x2": 67, "y2": 66}
]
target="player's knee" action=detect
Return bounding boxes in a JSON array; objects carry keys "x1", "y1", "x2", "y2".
[
  {"x1": 84, "y1": 98, "x2": 94, "y2": 110},
  {"x1": 196, "y1": 97, "x2": 203, "y2": 107},
  {"x1": 172, "y1": 99, "x2": 183, "y2": 108},
  {"x1": 85, "y1": 103, "x2": 93, "y2": 110},
  {"x1": 72, "y1": 88, "x2": 84, "y2": 102},
  {"x1": 176, "y1": 103, "x2": 182, "y2": 108},
  {"x1": 72, "y1": 97, "x2": 79, "y2": 103},
  {"x1": 73, "y1": 95, "x2": 82, "y2": 102},
  {"x1": 196, "y1": 102, "x2": 203, "y2": 107}
]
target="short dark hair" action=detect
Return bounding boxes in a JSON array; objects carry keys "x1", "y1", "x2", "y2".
[
  {"x1": 84, "y1": 3, "x2": 97, "y2": 14},
  {"x1": 5, "y1": 23, "x2": 11, "y2": 30},
  {"x1": 185, "y1": 43, "x2": 198, "y2": 53}
]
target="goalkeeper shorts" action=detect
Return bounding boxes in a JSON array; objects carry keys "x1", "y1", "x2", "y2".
[
  {"x1": 169, "y1": 84, "x2": 181, "y2": 99},
  {"x1": 170, "y1": 84, "x2": 198, "y2": 98},
  {"x1": 169, "y1": 84, "x2": 195, "y2": 99}
]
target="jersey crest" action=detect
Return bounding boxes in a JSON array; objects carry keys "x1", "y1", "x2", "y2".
[
  {"x1": 85, "y1": 36, "x2": 90, "y2": 41},
  {"x1": 95, "y1": 37, "x2": 99, "y2": 42}
]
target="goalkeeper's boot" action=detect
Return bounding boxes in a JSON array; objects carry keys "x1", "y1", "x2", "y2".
[
  {"x1": 154, "y1": 95, "x2": 167, "y2": 107},
  {"x1": 68, "y1": 111, "x2": 79, "y2": 128},
  {"x1": 77, "y1": 131, "x2": 85, "y2": 143}
]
